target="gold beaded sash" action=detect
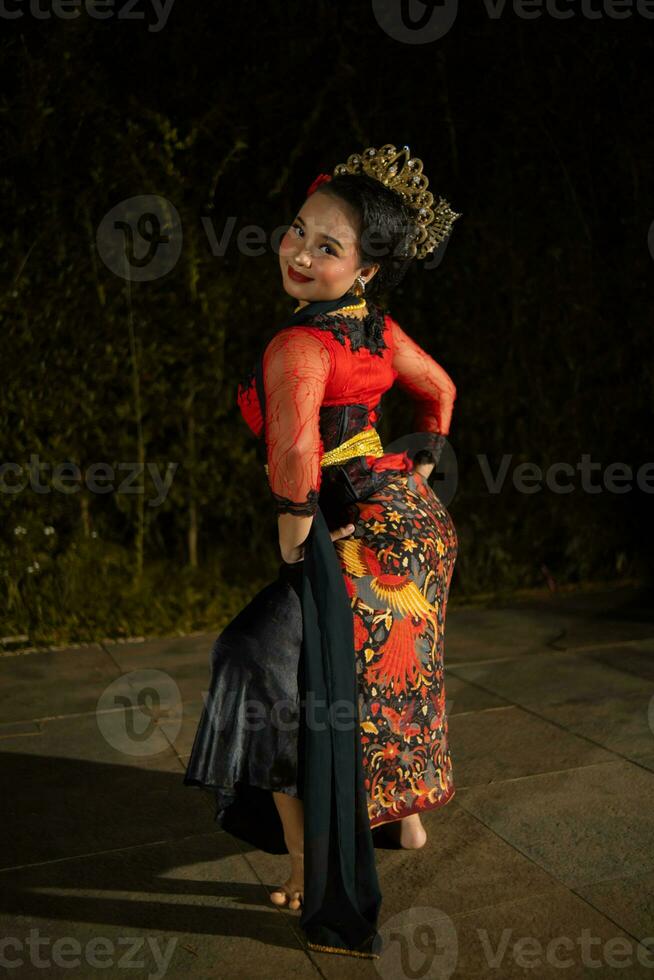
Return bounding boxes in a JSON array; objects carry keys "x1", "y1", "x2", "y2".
[
  {"x1": 320, "y1": 427, "x2": 384, "y2": 467},
  {"x1": 264, "y1": 427, "x2": 384, "y2": 475}
]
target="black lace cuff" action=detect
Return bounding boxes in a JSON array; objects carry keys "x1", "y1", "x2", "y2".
[{"x1": 271, "y1": 488, "x2": 320, "y2": 517}]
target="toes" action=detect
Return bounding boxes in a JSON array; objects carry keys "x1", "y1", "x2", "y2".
[{"x1": 270, "y1": 887, "x2": 303, "y2": 910}]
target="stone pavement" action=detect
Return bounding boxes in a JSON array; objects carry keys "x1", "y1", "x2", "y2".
[{"x1": 1, "y1": 582, "x2": 653, "y2": 979}]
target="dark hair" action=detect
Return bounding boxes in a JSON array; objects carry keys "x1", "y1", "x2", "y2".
[
  {"x1": 314, "y1": 173, "x2": 419, "y2": 301},
  {"x1": 413, "y1": 449, "x2": 436, "y2": 466}
]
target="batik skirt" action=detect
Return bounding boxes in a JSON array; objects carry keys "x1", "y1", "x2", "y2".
[{"x1": 183, "y1": 469, "x2": 458, "y2": 851}]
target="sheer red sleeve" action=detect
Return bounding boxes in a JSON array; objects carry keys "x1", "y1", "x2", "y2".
[
  {"x1": 262, "y1": 327, "x2": 333, "y2": 517},
  {"x1": 390, "y1": 316, "x2": 457, "y2": 456}
]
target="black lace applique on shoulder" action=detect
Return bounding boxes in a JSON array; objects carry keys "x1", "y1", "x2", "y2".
[
  {"x1": 303, "y1": 303, "x2": 389, "y2": 357},
  {"x1": 271, "y1": 487, "x2": 320, "y2": 517}
]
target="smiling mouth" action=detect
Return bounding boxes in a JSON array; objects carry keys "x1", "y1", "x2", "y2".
[{"x1": 287, "y1": 264, "x2": 313, "y2": 282}]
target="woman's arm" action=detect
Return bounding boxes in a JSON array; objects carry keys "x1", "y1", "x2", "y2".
[
  {"x1": 390, "y1": 316, "x2": 457, "y2": 445},
  {"x1": 262, "y1": 328, "x2": 332, "y2": 562}
]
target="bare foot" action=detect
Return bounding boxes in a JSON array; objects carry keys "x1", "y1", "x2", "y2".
[
  {"x1": 269, "y1": 851, "x2": 304, "y2": 911},
  {"x1": 383, "y1": 813, "x2": 427, "y2": 849}
]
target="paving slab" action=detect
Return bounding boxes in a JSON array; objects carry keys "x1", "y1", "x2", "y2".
[
  {"x1": 454, "y1": 759, "x2": 654, "y2": 887},
  {"x1": 440, "y1": 671, "x2": 510, "y2": 716},
  {"x1": 572, "y1": 637, "x2": 654, "y2": 681},
  {"x1": 523, "y1": 690, "x2": 654, "y2": 767},
  {"x1": 0, "y1": 644, "x2": 121, "y2": 724},
  {"x1": 105, "y1": 634, "x2": 218, "y2": 704},
  {"x1": 449, "y1": 705, "x2": 616, "y2": 788},
  {"x1": 449, "y1": 647, "x2": 648, "y2": 709},
  {"x1": 444, "y1": 606, "x2": 570, "y2": 663},
  {"x1": 576, "y1": 868, "x2": 654, "y2": 946}
]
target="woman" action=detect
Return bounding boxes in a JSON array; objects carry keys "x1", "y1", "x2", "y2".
[{"x1": 184, "y1": 144, "x2": 460, "y2": 958}]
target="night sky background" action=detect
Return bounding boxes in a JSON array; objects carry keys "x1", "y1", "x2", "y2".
[{"x1": 2, "y1": 1, "x2": 653, "y2": 642}]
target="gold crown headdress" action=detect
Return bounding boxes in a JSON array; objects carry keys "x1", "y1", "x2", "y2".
[{"x1": 331, "y1": 143, "x2": 461, "y2": 260}]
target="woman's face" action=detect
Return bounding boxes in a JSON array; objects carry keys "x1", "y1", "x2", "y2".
[{"x1": 278, "y1": 190, "x2": 378, "y2": 308}]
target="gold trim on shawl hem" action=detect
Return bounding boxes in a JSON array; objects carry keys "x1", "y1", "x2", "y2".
[{"x1": 306, "y1": 941, "x2": 380, "y2": 959}]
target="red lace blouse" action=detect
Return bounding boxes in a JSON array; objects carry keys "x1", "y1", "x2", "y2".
[{"x1": 237, "y1": 311, "x2": 456, "y2": 516}]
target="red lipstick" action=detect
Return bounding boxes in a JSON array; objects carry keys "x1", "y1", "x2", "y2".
[{"x1": 287, "y1": 264, "x2": 313, "y2": 283}]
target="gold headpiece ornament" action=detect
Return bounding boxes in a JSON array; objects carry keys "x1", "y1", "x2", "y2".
[{"x1": 332, "y1": 143, "x2": 461, "y2": 260}]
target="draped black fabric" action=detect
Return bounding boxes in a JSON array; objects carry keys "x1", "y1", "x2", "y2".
[
  {"x1": 184, "y1": 565, "x2": 304, "y2": 855},
  {"x1": 255, "y1": 291, "x2": 383, "y2": 958}
]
